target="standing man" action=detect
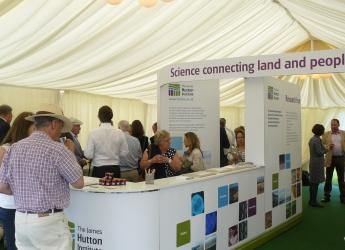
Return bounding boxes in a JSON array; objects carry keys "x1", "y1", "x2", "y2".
[
  {"x1": 118, "y1": 120, "x2": 142, "y2": 182},
  {"x1": 0, "y1": 104, "x2": 12, "y2": 143},
  {"x1": 0, "y1": 104, "x2": 84, "y2": 249},
  {"x1": 220, "y1": 122, "x2": 230, "y2": 167},
  {"x1": 84, "y1": 105, "x2": 129, "y2": 178},
  {"x1": 150, "y1": 122, "x2": 157, "y2": 144},
  {"x1": 220, "y1": 118, "x2": 236, "y2": 147},
  {"x1": 61, "y1": 117, "x2": 87, "y2": 167},
  {"x1": 322, "y1": 118, "x2": 345, "y2": 203}
]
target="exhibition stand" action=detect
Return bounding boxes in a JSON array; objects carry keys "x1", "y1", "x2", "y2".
[
  {"x1": 66, "y1": 165, "x2": 263, "y2": 250},
  {"x1": 66, "y1": 48, "x2": 345, "y2": 249},
  {"x1": 155, "y1": 49, "x2": 345, "y2": 249}
]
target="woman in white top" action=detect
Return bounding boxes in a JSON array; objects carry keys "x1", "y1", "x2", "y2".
[
  {"x1": 182, "y1": 132, "x2": 205, "y2": 172},
  {"x1": 0, "y1": 112, "x2": 35, "y2": 250}
]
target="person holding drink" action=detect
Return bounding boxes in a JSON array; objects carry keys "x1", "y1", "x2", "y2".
[
  {"x1": 181, "y1": 132, "x2": 205, "y2": 172},
  {"x1": 321, "y1": 119, "x2": 345, "y2": 204},
  {"x1": 140, "y1": 130, "x2": 181, "y2": 179}
]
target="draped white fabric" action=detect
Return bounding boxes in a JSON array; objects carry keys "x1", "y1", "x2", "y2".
[
  {"x1": 0, "y1": 84, "x2": 59, "y2": 113},
  {"x1": 1, "y1": 0, "x2": 344, "y2": 105},
  {"x1": 0, "y1": 0, "x2": 345, "y2": 165},
  {"x1": 0, "y1": 85, "x2": 155, "y2": 148}
]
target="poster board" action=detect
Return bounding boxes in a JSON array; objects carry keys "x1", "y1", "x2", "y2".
[
  {"x1": 245, "y1": 77, "x2": 302, "y2": 230},
  {"x1": 158, "y1": 80, "x2": 219, "y2": 168},
  {"x1": 159, "y1": 167, "x2": 265, "y2": 250}
]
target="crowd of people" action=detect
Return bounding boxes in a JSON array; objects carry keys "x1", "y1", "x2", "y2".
[
  {"x1": 3, "y1": 101, "x2": 342, "y2": 249},
  {"x1": 0, "y1": 104, "x2": 84, "y2": 250},
  {"x1": 0, "y1": 103, "x2": 208, "y2": 249}
]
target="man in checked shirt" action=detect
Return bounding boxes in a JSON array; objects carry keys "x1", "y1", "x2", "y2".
[{"x1": 0, "y1": 104, "x2": 84, "y2": 250}]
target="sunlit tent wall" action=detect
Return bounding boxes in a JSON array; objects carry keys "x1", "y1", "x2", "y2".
[
  {"x1": 0, "y1": 85, "x2": 157, "y2": 148},
  {"x1": 0, "y1": 0, "x2": 345, "y2": 168}
]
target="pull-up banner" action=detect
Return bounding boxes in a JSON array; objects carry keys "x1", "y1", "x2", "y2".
[{"x1": 158, "y1": 49, "x2": 345, "y2": 84}]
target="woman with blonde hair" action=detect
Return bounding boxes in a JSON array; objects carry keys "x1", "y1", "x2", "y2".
[
  {"x1": 0, "y1": 111, "x2": 35, "y2": 250},
  {"x1": 182, "y1": 132, "x2": 205, "y2": 172},
  {"x1": 140, "y1": 130, "x2": 181, "y2": 179}
]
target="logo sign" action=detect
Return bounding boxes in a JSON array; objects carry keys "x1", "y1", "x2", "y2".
[{"x1": 168, "y1": 83, "x2": 181, "y2": 96}]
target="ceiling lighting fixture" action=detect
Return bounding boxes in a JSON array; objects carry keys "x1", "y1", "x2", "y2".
[
  {"x1": 107, "y1": 0, "x2": 122, "y2": 5},
  {"x1": 139, "y1": 0, "x2": 157, "y2": 7},
  {"x1": 107, "y1": 0, "x2": 173, "y2": 7}
]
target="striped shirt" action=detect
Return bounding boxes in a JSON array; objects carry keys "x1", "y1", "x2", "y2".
[{"x1": 0, "y1": 131, "x2": 82, "y2": 212}]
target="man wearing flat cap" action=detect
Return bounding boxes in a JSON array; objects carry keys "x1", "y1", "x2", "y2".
[
  {"x1": 61, "y1": 117, "x2": 87, "y2": 168},
  {"x1": 0, "y1": 104, "x2": 84, "y2": 250}
]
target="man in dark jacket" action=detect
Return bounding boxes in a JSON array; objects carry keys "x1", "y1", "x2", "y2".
[
  {"x1": 0, "y1": 104, "x2": 12, "y2": 143},
  {"x1": 61, "y1": 117, "x2": 87, "y2": 167},
  {"x1": 220, "y1": 120, "x2": 230, "y2": 167}
]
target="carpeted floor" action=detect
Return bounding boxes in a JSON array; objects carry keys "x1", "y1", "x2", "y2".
[{"x1": 256, "y1": 183, "x2": 345, "y2": 250}]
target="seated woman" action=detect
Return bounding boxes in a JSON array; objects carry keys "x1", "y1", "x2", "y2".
[
  {"x1": 227, "y1": 127, "x2": 245, "y2": 164},
  {"x1": 140, "y1": 130, "x2": 181, "y2": 179},
  {"x1": 182, "y1": 132, "x2": 205, "y2": 172}
]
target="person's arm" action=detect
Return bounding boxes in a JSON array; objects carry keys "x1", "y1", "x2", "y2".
[
  {"x1": 55, "y1": 146, "x2": 84, "y2": 189},
  {"x1": 191, "y1": 150, "x2": 204, "y2": 171},
  {"x1": 119, "y1": 133, "x2": 129, "y2": 157},
  {"x1": 321, "y1": 133, "x2": 330, "y2": 149},
  {"x1": 140, "y1": 149, "x2": 151, "y2": 170},
  {"x1": 314, "y1": 139, "x2": 326, "y2": 156},
  {"x1": 0, "y1": 183, "x2": 12, "y2": 195},
  {"x1": 140, "y1": 149, "x2": 161, "y2": 170},
  {"x1": 84, "y1": 134, "x2": 94, "y2": 160},
  {"x1": 167, "y1": 152, "x2": 182, "y2": 172},
  {"x1": 71, "y1": 176, "x2": 84, "y2": 189},
  {"x1": 77, "y1": 156, "x2": 87, "y2": 167},
  {"x1": 64, "y1": 139, "x2": 75, "y2": 153},
  {"x1": 136, "y1": 142, "x2": 143, "y2": 161},
  {"x1": 227, "y1": 152, "x2": 238, "y2": 165},
  {"x1": 0, "y1": 147, "x2": 6, "y2": 164},
  {"x1": 65, "y1": 139, "x2": 87, "y2": 166},
  {"x1": 0, "y1": 147, "x2": 12, "y2": 194}
]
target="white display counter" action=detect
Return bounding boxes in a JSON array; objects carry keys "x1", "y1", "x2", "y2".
[{"x1": 65, "y1": 164, "x2": 266, "y2": 250}]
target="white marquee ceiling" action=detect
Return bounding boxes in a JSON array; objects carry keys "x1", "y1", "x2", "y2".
[{"x1": 0, "y1": 0, "x2": 344, "y2": 107}]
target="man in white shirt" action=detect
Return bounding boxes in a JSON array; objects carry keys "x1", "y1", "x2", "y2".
[
  {"x1": 84, "y1": 106, "x2": 129, "y2": 178},
  {"x1": 118, "y1": 120, "x2": 142, "y2": 182}
]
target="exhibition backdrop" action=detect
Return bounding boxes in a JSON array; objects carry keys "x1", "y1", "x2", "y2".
[
  {"x1": 159, "y1": 167, "x2": 265, "y2": 250},
  {"x1": 65, "y1": 49, "x2": 332, "y2": 249},
  {"x1": 246, "y1": 77, "x2": 302, "y2": 233},
  {"x1": 158, "y1": 80, "x2": 219, "y2": 168}
]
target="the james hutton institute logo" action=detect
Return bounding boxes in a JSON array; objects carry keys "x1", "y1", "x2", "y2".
[{"x1": 168, "y1": 83, "x2": 181, "y2": 96}]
